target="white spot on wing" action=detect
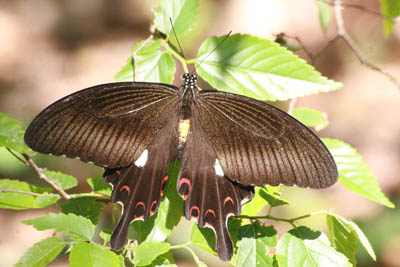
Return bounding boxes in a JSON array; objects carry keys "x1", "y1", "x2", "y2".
[
  {"x1": 214, "y1": 159, "x2": 224, "y2": 176},
  {"x1": 135, "y1": 149, "x2": 148, "y2": 167}
]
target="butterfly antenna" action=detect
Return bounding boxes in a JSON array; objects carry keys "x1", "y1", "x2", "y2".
[
  {"x1": 192, "y1": 31, "x2": 232, "y2": 74},
  {"x1": 170, "y1": 18, "x2": 186, "y2": 60}
]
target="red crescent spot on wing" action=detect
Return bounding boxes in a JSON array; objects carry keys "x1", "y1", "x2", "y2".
[
  {"x1": 205, "y1": 209, "x2": 216, "y2": 218},
  {"x1": 178, "y1": 177, "x2": 192, "y2": 200},
  {"x1": 149, "y1": 200, "x2": 157, "y2": 216},
  {"x1": 119, "y1": 185, "x2": 130, "y2": 195},
  {"x1": 223, "y1": 196, "x2": 235, "y2": 207},
  {"x1": 135, "y1": 201, "x2": 146, "y2": 211},
  {"x1": 160, "y1": 176, "x2": 169, "y2": 195},
  {"x1": 189, "y1": 206, "x2": 200, "y2": 221},
  {"x1": 115, "y1": 170, "x2": 121, "y2": 176}
]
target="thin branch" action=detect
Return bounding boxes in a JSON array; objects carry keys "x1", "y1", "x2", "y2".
[
  {"x1": 333, "y1": 0, "x2": 400, "y2": 89},
  {"x1": 287, "y1": 98, "x2": 297, "y2": 115},
  {"x1": 22, "y1": 153, "x2": 70, "y2": 200},
  {"x1": 320, "y1": 0, "x2": 398, "y2": 21}
]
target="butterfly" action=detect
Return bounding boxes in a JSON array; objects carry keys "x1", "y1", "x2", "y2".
[{"x1": 24, "y1": 72, "x2": 338, "y2": 261}]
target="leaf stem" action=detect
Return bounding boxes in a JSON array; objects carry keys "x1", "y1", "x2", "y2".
[
  {"x1": 162, "y1": 40, "x2": 189, "y2": 73},
  {"x1": 237, "y1": 210, "x2": 328, "y2": 226}
]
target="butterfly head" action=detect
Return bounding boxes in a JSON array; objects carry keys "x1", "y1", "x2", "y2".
[{"x1": 182, "y1": 73, "x2": 197, "y2": 89}]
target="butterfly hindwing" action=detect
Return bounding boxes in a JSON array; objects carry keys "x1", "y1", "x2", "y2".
[
  {"x1": 177, "y1": 114, "x2": 254, "y2": 261},
  {"x1": 24, "y1": 82, "x2": 180, "y2": 168},
  {"x1": 103, "y1": 112, "x2": 180, "y2": 250},
  {"x1": 197, "y1": 91, "x2": 338, "y2": 188}
]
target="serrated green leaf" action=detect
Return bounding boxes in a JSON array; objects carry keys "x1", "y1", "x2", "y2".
[
  {"x1": 23, "y1": 213, "x2": 94, "y2": 241},
  {"x1": 0, "y1": 112, "x2": 29, "y2": 153},
  {"x1": 327, "y1": 214, "x2": 358, "y2": 265},
  {"x1": 32, "y1": 193, "x2": 60, "y2": 208},
  {"x1": 190, "y1": 223, "x2": 216, "y2": 255},
  {"x1": 87, "y1": 177, "x2": 112, "y2": 196},
  {"x1": 133, "y1": 242, "x2": 171, "y2": 266},
  {"x1": 318, "y1": 1, "x2": 332, "y2": 33},
  {"x1": 60, "y1": 196, "x2": 104, "y2": 224},
  {"x1": 276, "y1": 226, "x2": 351, "y2": 267},
  {"x1": 0, "y1": 179, "x2": 52, "y2": 210},
  {"x1": 70, "y1": 242, "x2": 121, "y2": 267},
  {"x1": 323, "y1": 138, "x2": 394, "y2": 208},
  {"x1": 236, "y1": 223, "x2": 277, "y2": 267},
  {"x1": 43, "y1": 170, "x2": 78, "y2": 190},
  {"x1": 15, "y1": 237, "x2": 65, "y2": 267},
  {"x1": 196, "y1": 34, "x2": 342, "y2": 101},
  {"x1": 114, "y1": 49, "x2": 175, "y2": 83},
  {"x1": 327, "y1": 213, "x2": 376, "y2": 263},
  {"x1": 154, "y1": 0, "x2": 199, "y2": 36},
  {"x1": 292, "y1": 107, "x2": 328, "y2": 131},
  {"x1": 132, "y1": 159, "x2": 182, "y2": 243},
  {"x1": 380, "y1": 0, "x2": 400, "y2": 37}
]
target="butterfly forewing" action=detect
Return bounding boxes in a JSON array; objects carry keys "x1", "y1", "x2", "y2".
[
  {"x1": 196, "y1": 91, "x2": 338, "y2": 188},
  {"x1": 24, "y1": 82, "x2": 180, "y2": 168}
]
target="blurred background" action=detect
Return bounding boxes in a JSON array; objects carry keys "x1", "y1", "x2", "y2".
[{"x1": 0, "y1": 0, "x2": 399, "y2": 266}]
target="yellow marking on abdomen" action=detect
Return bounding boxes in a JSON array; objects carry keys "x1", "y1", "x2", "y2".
[{"x1": 178, "y1": 119, "x2": 190, "y2": 145}]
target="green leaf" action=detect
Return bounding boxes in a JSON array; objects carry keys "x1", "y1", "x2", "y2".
[
  {"x1": 43, "y1": 170, "x2": 78, "y2": 190},
  {"x1": 317, "y1": 1, "x2": 332, "y2": 33},
  {"x1": 133, "y1": 242, "x2": 171, "y2": 266},
  {"x1": 195, "y1": 34, "x2": 342, "y2": 101},
  {"x1": 15, "y1": 237, "x2": 66, "y2": 267},
  {"x1": 241, "y1": 187, "x2": 269, "y2": 217},
  {"x1": 23, "y1": 213, "x2": 95, "y2": 241},
  {"x1": 143, "y1": 251, "x2": 176, "y2": 267},
  {"x1": 70, "y1": 242, "x2": 121, "y2": 267},
  {"x1": 132, "y1": 159, "x2": 183, "y2": 243},
  {"x1": 100, "y1": 229, "x2": 112, "y2": 244},
  {"x1": 132, "y1": 39, "x2": 163, "y2": 55},
  {"x1": 190, "y1": 223, "x2": 216, "y2": 255},
  {"x1": 276, "y1": 226, "x2": 351, "y2": 267},
  {"x1": 114, "y1": 49, "x2": 175, "y2": 84},
  {"x1": 87, "y1": 177, "x2": 112, "y2": 196},
  {"x1": 292, "y1": 107, "x2": 328, "y2": 131},
  {"x1": 60, "y1": 196, "x2": 104, "y2": 224},
  {"x1": 154, "y1": 0, "x2": 199, "y2": 36},
  {"x1": 236, "y1": 222, "x2": 277, "y2": 267},
  {"x1": 0, "y1": 179, "x2": 52, "y2": 210},
  {"x1": 0, "y1": 112, "x2": 29, "y2": 153},
  {"x1": 380, "y1": 0, "x2": 400, "y2": 37},
  {"x1": 323, "y1": 138, "x2": 394, "y2": 208},
  {"x1": 259, "y1": 187, "x2": 289, "y2": 208},
  {"x1": 32, "y1": 193, "x2": 60, "y2": 208},
  {"x1": 327, "y1": 213, "x2": 376, "y2": 263}
]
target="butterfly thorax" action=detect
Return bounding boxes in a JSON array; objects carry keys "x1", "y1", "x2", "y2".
[
  {"x1": 177, "y1": 73, "x2": 198, "y2": 157},
  {"x1": 180, "y1": 73, "x2": 198, "y2": 120}
]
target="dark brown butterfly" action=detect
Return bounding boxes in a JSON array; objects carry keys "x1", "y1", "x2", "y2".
[{"x1": 24, "y1": 73, "x2": 337, "y2": 261}]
